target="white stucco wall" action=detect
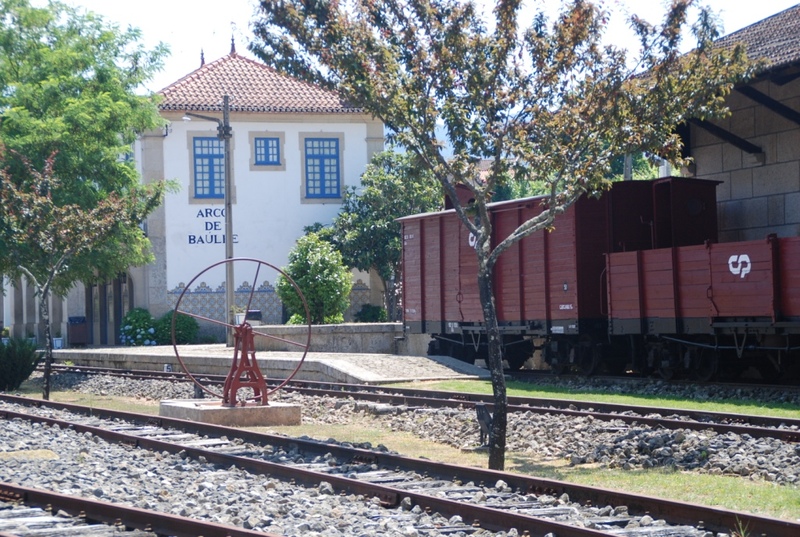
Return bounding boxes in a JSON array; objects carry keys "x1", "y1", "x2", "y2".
[{"x1": 161, "y1": 116, "x2": 369, "y2": 291}]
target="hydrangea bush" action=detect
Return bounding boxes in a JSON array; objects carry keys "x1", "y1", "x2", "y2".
[{"x1": 119, "y1": 308, "x2": 157, "y2": 346}]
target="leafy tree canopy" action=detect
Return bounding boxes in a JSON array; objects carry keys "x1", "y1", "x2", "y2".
[
  {"x1": 251, "y1": 0, "x2": 750, "y2": 255},
  {"x1": 0, "y1": 0, "x2": 169, "y2": 284},
  {"x1": 277, "y1": 233, "x2": 353, "y2": 325},
  {"x1": 250, "y1": 0, "x2": 751, "y2": 469},
  {"x1": 319, "y1": 150, "x2": 442, "y2": 318},
  {"x1": 0, "y1": 149, "x2": 165, "y2": 398}
]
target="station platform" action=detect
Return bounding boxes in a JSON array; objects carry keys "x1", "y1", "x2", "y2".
[{"x1": 53, "y1": 345, "x2": 490, "y2": 384}]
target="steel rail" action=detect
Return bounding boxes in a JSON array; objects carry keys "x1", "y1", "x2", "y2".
[
  {"x1": 275, "y1": 382, "x2": 800, "y2": 442},
  {"x1": 47, "y1": 365, "x2": 800, "y2": 437},
  {"x1": 0, "y1": 405, "x2": 609, "y2": 537},
  {"x1": 0, "y1": 482, "x2": 277, "y2": 537},
  {"x1": 36, "y1": 364, "x2": 800, "y2": 442},
  {"x1": 2, "y1": 394, "x2": 799, "y2": 536}
]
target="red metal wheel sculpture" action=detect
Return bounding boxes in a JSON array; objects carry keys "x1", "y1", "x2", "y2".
[{"x1": 171, "y1": 257, "x2": 311, "y2": 406}]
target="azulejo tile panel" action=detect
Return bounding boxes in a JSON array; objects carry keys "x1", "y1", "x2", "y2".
[
  {"x1": 169, "y1": 278, "x2": 371, "y2": 323},
  {"x1": 168, "y1": 280, "x2": 283, "y2": 323}
]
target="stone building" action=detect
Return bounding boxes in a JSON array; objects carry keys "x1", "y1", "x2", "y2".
[{"x1": 680, "y1": 4, "x2": 800, "y2": 240}]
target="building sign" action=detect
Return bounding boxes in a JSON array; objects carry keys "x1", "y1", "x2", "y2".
[{"x1": 189, "y1": 208, "x2": 238, "y2": 245}]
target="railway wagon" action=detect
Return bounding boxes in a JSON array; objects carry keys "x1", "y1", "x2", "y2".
[
  {"x1": 606, "y1": 235, "x2": 800, "y2": 380},
  {"x1": 400, "y1": 177, "x2": 720, "y2": 372}
]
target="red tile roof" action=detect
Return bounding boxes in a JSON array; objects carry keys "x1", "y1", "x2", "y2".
[
  {"x1": 715, "y1": 4, "x2": 800, "y2": 73},
  {"x1": 158, "y1": 52, "x2": 361, "y2": 114}
]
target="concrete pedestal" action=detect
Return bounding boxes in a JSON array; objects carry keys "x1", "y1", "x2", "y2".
[{"x1": 159, "y1": 399, "x2": 301, "y2": 426}]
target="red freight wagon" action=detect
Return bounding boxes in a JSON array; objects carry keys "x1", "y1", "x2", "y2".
[
  {"x1": 606, "y1": 235, "x2": 800, "y2": 379},
  {"x1": 400, "y1": 177, "x2": 720, "y2": 371}
]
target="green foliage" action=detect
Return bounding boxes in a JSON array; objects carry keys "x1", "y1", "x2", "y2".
[
  {"x1": 277, "y1": 233, "x2": 352, "y2": 324},
  {"x1": 0, "y1": 337, "x2": 41, "y2": 391},
  {"x1": 0, "y1": 151, "x2": 166, "y2": 297},
  {"x1": 332, "y1": 151, "x2": 441, "y2": 279},
  {"x1": 492, "y1": 177, "x2": 550, "y2": 202},
  {"x1": 608, "y1": 153, "x2": 660, "y2": 182},
  {"x1": 0, "y1": 0, "x2": 169, "y2": 288},
  {"x1": 0, "y1": 1, "x2": 168, "y2": 398},
  {"x1": 119, "y1": 308, "x2": 157, "y2": 346},
  {"x1": 287, "y1": 312, "x2": 344, "y2": 325},
  {"x1": 354, "y1": 304, "x2": 388, "y2": 323},
  {"x1": 251, "y1": 0, "x2": 751, "y2": 262},
  {"x1": 153, "y1": 310, "x2": 200, "y2": 345},
  {"x1": 320, "y1": 150, "x2": 441, "y2": 320}
]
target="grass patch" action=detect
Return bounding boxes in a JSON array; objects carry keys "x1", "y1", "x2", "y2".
[
  {"x1": 510, "y1": 458, "x2": 800, "y2": 521},
  {"x1": 14, "y1": 382, "x2": 160, "y2": 415},
  {"x1": 251, "y1": 420, "x2": 492, "y2": 468},
  {"x1": 393, "y1": 379, "x2": 800, "y2": 419}
]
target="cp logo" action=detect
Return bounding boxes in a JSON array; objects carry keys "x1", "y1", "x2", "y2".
[{"x1": 728, "y1": 254, "x2": 751, "y2": 278}]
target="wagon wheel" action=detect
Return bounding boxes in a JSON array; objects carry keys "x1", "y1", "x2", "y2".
[
  {"x1": 689, "y1": 346, "x2": 718, "y2": 382},
  {"x1": 655, "y1": 343, "x2": 678, "y2": 381},
  {"x1": 756, "y1": 354, "x2": 782, "y2": 383},
  {"x1": 576, "y1": 335, "x2": 601, "y2": 376},
  {"x1": 657, "y1": 365, "x2": 676, "y2": 381},
  {"x1": 543, "y1": 339, "x2": 567, "y2": 375},
  {"x1": 171, "y1": 257, "x2": 311, "y2": 403}
]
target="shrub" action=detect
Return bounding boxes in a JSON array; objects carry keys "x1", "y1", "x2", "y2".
[
  {"x1": 0, "y1": 338, "x2": 41, "y2": 391},
  {"x1": 119, "y1": 308, "x2": 157, "y2": 346},
  {"x1": 277, "y1": 233, "x2": 352, "y2": 324},
  {"x1": 354, "y1": 304, "x2": 388, "y2": 323},
  {"x1": 154, "y1": 310, "x2": 199, "y2": 345},
  {"x1": 287, "y1": 312, "x2": 344, "y2": 325}
]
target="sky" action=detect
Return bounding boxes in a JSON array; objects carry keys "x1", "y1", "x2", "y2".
[{"x1": 45, "y1": 0, "x2": 800, "y2": 93}]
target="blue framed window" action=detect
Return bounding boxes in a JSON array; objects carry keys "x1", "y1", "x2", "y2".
[
  {"x1": 304, "y1": 138, "x2": 340, "y2": 198},
  {"x1": 193, "y1": 137, "x2": 224, "y2": 199},
  {"x1": 254, "y1": 137, "x2": 281, "y2": 165}
]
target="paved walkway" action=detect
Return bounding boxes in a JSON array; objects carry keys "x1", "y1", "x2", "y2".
[{"x1": 55, "y1": 345, "x2": 491, "y2": 384}]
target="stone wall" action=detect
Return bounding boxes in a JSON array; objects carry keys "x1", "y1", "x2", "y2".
[
  {"x1": 251, "y1": 322, "x2": 428, "y2": 355},
  {"x1": 690, "y1": 79, "x2": 800, "y2": 241}
]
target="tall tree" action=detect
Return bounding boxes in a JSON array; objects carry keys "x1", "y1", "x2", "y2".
[
  {"x1": 0, "y1": 0, "x2": 170, "y2": 398},
  {"x1": 331, "y1": 150, "x2": 441, "y2": 320},
  {"x1": 0, "y1": 0, "x2": 168, "y2": 281},
  {"x1": 0, "y1": 150, "x2": 165, "y2": 399},
  {"x1": 251, "y1": 0, "x2": 751, "y2": 469}
]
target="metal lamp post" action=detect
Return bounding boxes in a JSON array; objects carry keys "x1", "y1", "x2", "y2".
[{"x1": 184, "y1": 95, "x2": 235, "y2": 334}]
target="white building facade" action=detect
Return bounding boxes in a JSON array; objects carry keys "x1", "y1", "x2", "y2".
[
  {"x1": 2, "y1": 49, "x2": 384, "y2": 345},
  {"x1": 133, "y1": 50, "x2": 384, "y2": 341}
]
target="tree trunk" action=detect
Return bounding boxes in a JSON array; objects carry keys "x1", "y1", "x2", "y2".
[
  {"x1": 381, "y1": 275, "x2": 398, "y2": 322},
  {"x1": 38, "y1": 289, "x2": 52, "y2": 400},
  {"x1": 476, "y1": 266, "x2": 507, "y2": 471}
]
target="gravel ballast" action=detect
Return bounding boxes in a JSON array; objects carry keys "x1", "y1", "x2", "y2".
[{"x1": 23, "y1": 372, "x2": 800, "y2": 486}]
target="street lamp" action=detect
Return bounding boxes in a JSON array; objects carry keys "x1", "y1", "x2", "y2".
[{"x1": 183, "y1": 95, "x2": 235, "y2": 335}]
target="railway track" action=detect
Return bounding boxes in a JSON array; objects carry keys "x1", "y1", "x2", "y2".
[
  {"x1": 0, "y1": 486, "x2": 273, "y2": 537},
  {"x1": 2, "y1": 393, "x2": 798, "y2": 537},
  {"x1": 46, "y1": 365, "x2": 800, "y2": 443}
]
